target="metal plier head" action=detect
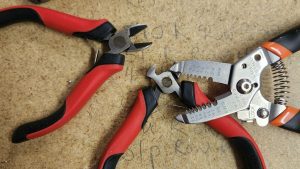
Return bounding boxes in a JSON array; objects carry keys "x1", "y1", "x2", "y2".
[
  {"x1": 173, "y1": 47, "x2": 298, "y2": 127},
  {"x1": 107, "y1": 24, "x2": 152, "y2": 54},
  {"x1": 147, "y1": 65, "x2": 181, "y2": 97}
]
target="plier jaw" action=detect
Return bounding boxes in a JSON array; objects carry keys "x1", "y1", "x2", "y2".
[
  {"x1": 107, "y1": 24, "x2": 152, "y2": 54},
  {"x1": 174, "y1": 47, "x2": 286, "y2": 126},
  {"x1": 146, "y1": 65, "x2": 181, "y2": 97}
]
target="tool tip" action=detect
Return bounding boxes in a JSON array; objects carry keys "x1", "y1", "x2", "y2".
[
  {"x1": 129, "y1": 24, "x2": 148, "y2": 37},
  {"x1": 175, "y1": 114, "x2": 189, "y2": 123}
]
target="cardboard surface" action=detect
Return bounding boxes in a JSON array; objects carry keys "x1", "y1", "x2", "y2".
[{"x1": 0, "y1": 0, "x2": 300, "y2": 169}]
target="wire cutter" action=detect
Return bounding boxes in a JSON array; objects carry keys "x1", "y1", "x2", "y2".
[
  {"x1": 0, "y1": 5, "x2": 151, "y2": 143},
  {"x1": 97, "y1": 65, "x2": 266, "y2": 169},
  {"x1": 175, "y1": 26, "x2": 300, "y2": 133}
]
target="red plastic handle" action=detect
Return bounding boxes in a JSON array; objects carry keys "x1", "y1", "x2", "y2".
[
  {"x1": 98, "y1": 90, "x2": 146, "y2": 169},
  {"x1": 0, "y1": 5, "x2": 115, "y2": 41},
  {"x1": 193, "y1": 83, "x2": 266, "y2": 169},
  {"x1": 12, "y1": 63, "x2": 123, "y2": 143},
  {"x1": 30, "y1": 64, "x2": 123, "y2": 139}
]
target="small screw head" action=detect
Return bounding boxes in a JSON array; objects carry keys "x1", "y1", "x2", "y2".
[
  {"x1": 257, "y1": 108, "x2": 270, "y2": 119},
  {"x1": 162, "y1": 77, "x2": 173, "y2": 88}
]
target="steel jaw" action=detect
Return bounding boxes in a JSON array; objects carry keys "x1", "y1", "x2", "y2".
[
  {"x1": 147, "y1": 65, "x2": 181, "y2": 97},
  {"x1": 108, "y1": 24, "x2": 152, "y2": 54}
]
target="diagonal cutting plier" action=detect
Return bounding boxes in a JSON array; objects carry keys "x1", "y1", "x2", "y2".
[
  {"x1": 97, "y1": 65, "x2": 266, "y2": 169},
  {"x1": 175, "y1": 25, "x2": 300, "y2": 134},
  {"x1": 0, "y1": 5, "x2": 151, "y2": 143}
]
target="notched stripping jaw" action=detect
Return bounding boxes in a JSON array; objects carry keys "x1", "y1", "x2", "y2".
[
  {"x1": 170, "y1": 60, "x2": 233, "y2": 124},
  {"x1": 108, "y1": 24, "x2": 152, "y2": 54},
  {"x1": 170, "y1": 60, "x2": 232, "y2": 85}
]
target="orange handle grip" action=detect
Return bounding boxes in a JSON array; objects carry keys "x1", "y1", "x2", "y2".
[{"x1": 271, "y1": 106, "x2": 300, "y2": 133}]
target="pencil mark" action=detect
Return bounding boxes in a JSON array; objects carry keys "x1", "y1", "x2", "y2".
[
  {"x1": 171, "y1": 120, "x2": 188, "y2": 136},
  {"x1": 174, "y1": 22, "x2": 180, "y2": 39},
  {"x1": 152, "y1": 26, "x2": 163, "y2": 39},
  {"x1": 130, "y1": 67, "x2": 133, "y2": 83},
  {"x1": 150, "y1": 122, "x2": 156, "y2": 134},
  {"x1": 141, "y1": 50, "x2": 145, "y2": 63},
  {"x1": 199, "y1": 142, "x2": 210, "y2": 154},
  {"x1": 122, "y1": 148, "x2": 135, "y2": 161},
  {"x1": 164, "y1": 47, "x2": 169, "y2": 61},
  {"x1": 175, "y1": 139, "x2": 193, "y2": 155},
  {"x1": 143, "y1": 29, "x2": 149, "y2": 41},
  {"x1": 126, "y1": 0, "x2": 156, "y2": 7},
  {"x1": 191, "y1": 47, "x2": 199, "y2": 58},
  {"x1": 143, "y1": 122, "x2": 152, "y2": 134},
  {"x1": 198, "y1": 24, "x2": 210, "y2": 40},
  {"x1": 139, "y1": 139, "x2": 143, "y2": 162},
  {"x1": 174, "y1": 22, "x2": 189, "y2": 40},
  {"x1": 150, "y1": 146, "x2": 160, "y2": 169}
]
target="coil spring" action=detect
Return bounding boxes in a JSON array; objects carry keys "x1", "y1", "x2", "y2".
[{"x1": 271, "y1": 60, "x2": 290, "y2": 105}]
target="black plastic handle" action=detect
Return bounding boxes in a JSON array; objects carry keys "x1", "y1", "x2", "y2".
[
  {"x1": 12, "y1": 53, "x2": 125, "y2": 143},
  {"x1": 29, "y1": 0, "x2": 50, "y2": 4},
  {"x1": 181, "y1": 81, "x2": 266, "y2": 169},
  {"x1": 262, "y1": 25, "x2": 300, "y2": 59},
  {"x1": 0, "y1": 5, "x2": 115, "y2": 42},
  {"x1": 270, "y1": 26, "x2": 300, "y2": 53},
  {"x1": 281, "y1": 110, "x2": 300, "y2": 133}
]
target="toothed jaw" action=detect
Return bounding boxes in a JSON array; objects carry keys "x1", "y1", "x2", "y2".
[{"x1": 176, "y1": 114, "x2": 190, "y2": 123}]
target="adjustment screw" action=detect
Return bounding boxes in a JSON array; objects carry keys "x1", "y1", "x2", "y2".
[{"x1": 257, "y1": 108, "x2": 270, "y2": 119}]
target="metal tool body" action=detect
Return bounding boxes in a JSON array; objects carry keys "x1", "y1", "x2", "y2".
[
  {"x1": 98, "y1": 65, "x2": 266, "y2": 169},
  {"x1": 175, "y1": 26, "x2": 300, "y2": 133}
]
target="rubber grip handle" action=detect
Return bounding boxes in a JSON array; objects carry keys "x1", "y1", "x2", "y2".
[
  {"x1": 0, "y1": 5, "x2": 116, "y2": 42},
  {"x1": 271, "y1": 106, "x2": 300, "y2": 133},
  {"x1": 262, "y1": 26, "x2": 300, "y2": 59},
  {"x1": 12, "y1": 53, "x2": 125, "y2": 143},
  {"x1": 98, "y1": 87, "x2": 159, "y2": 169},
  {"x1": 181, "y1": 81, "x2": 266, "y2": 169}
]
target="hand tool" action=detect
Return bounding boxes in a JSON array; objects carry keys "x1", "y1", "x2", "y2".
[
  {"x1": 175, "y1": 26, "x2": 300, "y2": 133},
  {"x1": 0, "y1": 5, "x2": 151, "y2": 143},
  {"x1": 12, "y1": 24, "x2": 150, "y2": 143},
  {"x1": 29, "y1": 0, "x2": 50, "y2": 4},
  {"x1": 0, "y1": 5, "x2": 115, "y2": 42},
  {"x1": 98, "y1": 65, "x2": 266, "y2": 169}
]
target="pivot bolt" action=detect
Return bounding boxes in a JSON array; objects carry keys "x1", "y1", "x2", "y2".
[
  {"x1": 162, "y1": 77, "x2": 173, "y2": 87},
  {"x1": 257, "y1": 108, "x2": 270, "y2": 119},
  {"x1": 237, "y1": 79, "x2": 253, "y2": 94}
]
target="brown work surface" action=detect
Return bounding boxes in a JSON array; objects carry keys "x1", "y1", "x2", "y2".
[{"x1": 1, "y1": 0, "x2": 300, "y2": 169}]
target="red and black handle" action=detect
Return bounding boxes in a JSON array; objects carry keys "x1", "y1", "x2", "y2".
[
  {"x1": 262, "y1": 27, "x2": 300, "y2": 133},
  {"x1": 98, "y1": 87, "x2": 159, "y2": 169},
  {"x1": 0, "y1": 5, "x2": 115, "y2": 42},
  {"x1": 12, "y1": 53, "x2": 125, "y2": 143},
  {"x1": 181, "y1": 81, "x2": 266, "y2": 169},
  {"x1": 29, "y1": 0, "x2": 50, "y2": 4}
]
